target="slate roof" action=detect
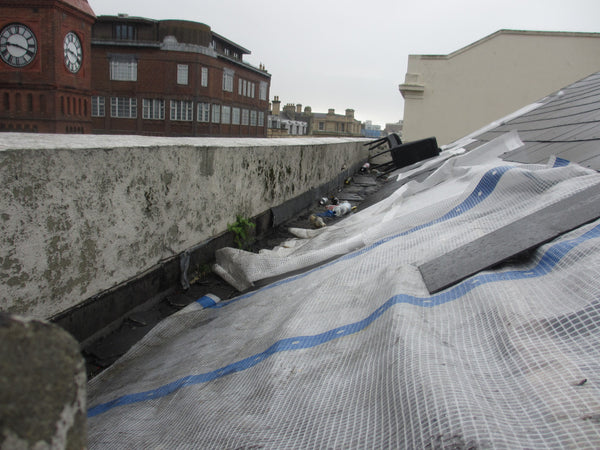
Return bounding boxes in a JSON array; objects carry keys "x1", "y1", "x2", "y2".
[{"x1": 458, "y1": 71, "x2": 600, "y2": 170}]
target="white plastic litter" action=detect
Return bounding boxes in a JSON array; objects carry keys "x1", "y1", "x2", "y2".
[{"x1": 88, "y1": 133, "x2": 600, "y2": 449}]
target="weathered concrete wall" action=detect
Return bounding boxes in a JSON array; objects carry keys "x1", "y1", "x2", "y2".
[
  {"x1": 0, "y1": 135, "x2": 368, "y2": 319},
  {"x1": 0, "y1": 313, "x2": 87, "y2": 449}
]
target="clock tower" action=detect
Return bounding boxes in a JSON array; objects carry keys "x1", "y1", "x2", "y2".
[{"x1": 0, "y1": 0, "x2": 96, "y2": 133}]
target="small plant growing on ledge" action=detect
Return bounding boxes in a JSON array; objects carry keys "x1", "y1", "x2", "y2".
[{"x1": 227, "y1": 215, "x2": 256, "y2": 249}]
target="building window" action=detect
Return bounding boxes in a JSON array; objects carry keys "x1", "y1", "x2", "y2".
[
  {"x1": 250, "y1": 110, "x2": 257, "y2": 126},
  {"x1": 238, "y1": 79, "x2": 242, "y2": 95},
  {"x1": 110, "y1": 97, "x2": 137, "y2": 118},
  {"x1": 212, "y1": 104, "x2": 221, "y2": 123},
  {"x1": 197, "y1": 102, "x2": 210, "y2": 122},
  {"x1": 232, "y1": 107, "x2": 240, "y2": 125},
  {"x1": 222, "y1": 106, "x2": 231, "y2": 124},
  {"x1": 259, "y1": 82, "x2": 268, "y2": 101},
  {"x1": 91, "y1": 96, "x2": 105, "y2": 117},
  {"x1": 258, "y1": 111, "x2": 264, "y2": 126},
  {"x1": 224, "y1": 48, "x2": 230, "y2": 56},
  {"x1": 110, "y1": 58, "x2": 137, "y2": 81},
  {"x1": 241, "y1": 109, "x2": 249, "y2": 126},
  {"x1": 201, "y1": 67, "x2": 208, "y2": 87},
  {"x1": 143, "y1": 98, "x2": 165, "y2": 120},
  {"x1": 170, "y1": 100, "x2": 193, "y2": 121},
  {"x1": 319, "y1": 122, "x2": 324, "y2": 131},
  {"x1": 222, "y1": 69, "x2": 234, "y2": 92},
  {"x1": 177, "y1": 64, "x2": 189, "y2": 85},
  {"x1": 250, "y1": 82, "x2": 255, "y2": 98},
  {"x1": 115, "y1": 24, "x2": 136, "y2": 40}
]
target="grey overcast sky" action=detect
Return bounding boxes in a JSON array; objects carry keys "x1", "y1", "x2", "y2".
[{"x1": 91, "y1": 0, "x2": 600, "y2": 127}]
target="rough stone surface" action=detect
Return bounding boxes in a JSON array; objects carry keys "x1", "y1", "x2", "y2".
[
  {"x1": 0, "y1": 313, "x2": 86, "y2": 449},
  {"x1": 0, "y1": 134, "x2": 369, "y2": 319}
]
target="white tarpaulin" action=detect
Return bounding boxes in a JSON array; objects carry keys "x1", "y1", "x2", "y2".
[{"x1": 88, "y1": 133, "x2": 600, "y2": 448}]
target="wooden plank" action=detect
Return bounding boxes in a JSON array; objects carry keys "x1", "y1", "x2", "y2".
[{"x1": 419, "y1": 182, "x2": 600, "y2": 294}]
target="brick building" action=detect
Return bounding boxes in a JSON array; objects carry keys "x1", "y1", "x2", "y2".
[
  {"x1": 91, "y1": 15, "x2": 271, "y2": 137},
  {"x1": 0, "y1": 0, "x2": 271, "y2": 137},
  {"x1": 0, "y1": 0, "x2": 96, "y2": 133}
]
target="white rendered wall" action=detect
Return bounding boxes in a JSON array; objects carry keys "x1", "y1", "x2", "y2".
[
  {"x1": 0, "y1": 134, "x2": 368, "y2": 318},
  {"x1": 400, "y1": 31, "x2": 600, "y2": 146}
]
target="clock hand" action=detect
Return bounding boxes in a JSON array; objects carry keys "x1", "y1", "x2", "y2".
[{"x1": 7, "y1": 41, "x2": 29, "y2": 52}]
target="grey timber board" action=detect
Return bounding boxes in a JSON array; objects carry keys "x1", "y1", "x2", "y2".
[
  {"x1": 559, "y1": 142, "x2": 600, "y2": 170},
  {"x1": 338, "y1": 193, "x2": 364, "y2": 202},
  {"x1": 462, "y1": 141, "x2": 486, "y2": 151},
  {"x1": 583, "y1": 153, "x2": 600, "y2": 169},
  {"x1": 418, "y1": 181, "x2": 600, "y2": 294},
  {"x1": 503, "y1": 140, "x2": 600, "y2": 170},
  {"x1": 351, "y1": 175, "x2": 378, "y2": 186}
]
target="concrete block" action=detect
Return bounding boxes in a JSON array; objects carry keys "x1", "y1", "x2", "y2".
[{"x1": 0, "y1": 313, "x2": 86, "y2": 449}]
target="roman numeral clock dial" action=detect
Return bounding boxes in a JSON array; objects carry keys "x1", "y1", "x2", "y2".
[
  {"x1": 0, "y1": 23, "x2": 37, "y2": 68},
  {"x1": 64, "y1": 31, "x2": 82, "y2": 73}
]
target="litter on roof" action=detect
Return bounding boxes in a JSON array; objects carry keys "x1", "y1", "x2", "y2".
[{"x1": 87, "y1": 73, "x2": 600, "y2": 449}]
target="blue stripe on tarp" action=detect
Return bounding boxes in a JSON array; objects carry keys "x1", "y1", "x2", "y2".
[
  {"x1": 553, "y1": 157, "x2": 571, "y2": 168},
  {"x1": 197, "y1": 295, "x2": 217, "y2": 308},
  {"x1": 87, "y1": 222, "x2": 600, "y2": 418}
]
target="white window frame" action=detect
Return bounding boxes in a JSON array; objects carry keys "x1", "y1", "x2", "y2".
[
  {"x1": 232, "y1": 107, "x2": 240, "y2": 125},
  {"x1": 201, "y1": 67, "x2": 208, "y2": 87},
  {"x1": 142, "y1": 98, "x2": 165, "y2": 120},
  {"x1": 222, "y1": 68, "x2": 234, "y2": 92},
  {"x1": 170, "y1": 100, "x2": 193, "y2": 121},
  {"x1": 259, "y1": 82, "x2": 268, "y2": 101},
  {"x1": 177, "y1": 64, "x2": 189, "y2": 85},
  {"x1": 222, "y1": 106, "x2": 231, "y2": 124},
  {"x1": 110, "y1": 97, "x2": 137, "y2": 118},
  {"x1": 241, "y1": 109, "x2": 249, "y2": 126},
  {"x1": 91, "y1": 96, "x2": 105, "y2": 117},
  {"x1": 258, "y1": 111, "x2": 264, "y2": 127},
  {"x1": 250, "y1": 110, "x2": 257, "y2": 126},
  {"x1": 110, "y1": 58, "x2": 137, "y2": 81},
  {"x1": 197, "y1": 102, "x2": 210, "y2": 122},
  {"x1": 212, "y1": 104, "x2": 221, "y2": 123}
]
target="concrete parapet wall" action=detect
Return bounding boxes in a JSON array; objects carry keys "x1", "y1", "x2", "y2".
[{"x1": 1, "y1": 134, "x2": 369, "y2": 320}]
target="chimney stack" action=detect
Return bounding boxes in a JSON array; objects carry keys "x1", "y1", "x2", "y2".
[{"x1": 272, "y1": 96, "x2": 281, "y2": 115}]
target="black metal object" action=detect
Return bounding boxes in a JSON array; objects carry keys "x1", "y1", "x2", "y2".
[
  {"x1": 365, "y1": 133, "x2": 402, "y2": 152},
  {"x1": 390, "y1": 137, "x2": 440, "y2": 169},
  {"x1": 369, "y1": 136, "x2": 441, "y2": 174}
]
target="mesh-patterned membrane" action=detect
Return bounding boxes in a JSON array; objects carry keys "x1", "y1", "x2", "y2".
[{"x1": 88, "y1": 135, "x2": 600, "y2": 448}]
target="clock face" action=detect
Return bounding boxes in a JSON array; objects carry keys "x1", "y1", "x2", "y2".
[
  {"x1": 0, "y1": 23, "x2": 38, "y2": 68},
  {"x1": 63, "y1": 31, "x2": 82, "y2": 73}
]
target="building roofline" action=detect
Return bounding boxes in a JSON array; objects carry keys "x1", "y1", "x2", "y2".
[
  {"x1": 212, "y1": 31, "x2": 251, "y2": 55},
  {"x1": 217, "y1": 54, "x2": 271, "y2": 77},
  {"x1": 414, "y1": 29, "x2": 600, "y2": 60},
  {"x1": 96, "y1": 14, "x2": 158, "y2": 24}
]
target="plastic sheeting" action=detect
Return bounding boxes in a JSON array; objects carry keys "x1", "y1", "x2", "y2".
[{"x1": 88, "y1": 133, "x2": 600, "y2": 448}]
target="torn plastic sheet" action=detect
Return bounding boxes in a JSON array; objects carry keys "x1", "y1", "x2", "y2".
[
  {"x1": 87, "y1": 132, "x2": 600, "y2": 448},
  {"x1": 212, "y1": 131, "x2": 533, "y2": 292}
]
